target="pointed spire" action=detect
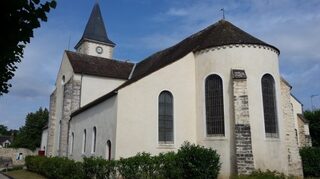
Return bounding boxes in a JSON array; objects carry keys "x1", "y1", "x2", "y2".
[{"x1": 75, "y1": 2, "x2": 115, "y2": 49}]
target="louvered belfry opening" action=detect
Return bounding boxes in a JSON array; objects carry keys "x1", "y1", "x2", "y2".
[
  {"x1": 205, "y1": 75, "x2": 225, "y2": 136},
  {"x1": 158, "y1": 91, "x2": 173, "y2": 143},
  {"x1": 261, "y1": 74, "x2": 278, "y2": 137}
]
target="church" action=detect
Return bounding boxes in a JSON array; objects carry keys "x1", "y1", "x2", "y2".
[{"x1": 41, "y1": 2, "x2": 312, "y2": 177}]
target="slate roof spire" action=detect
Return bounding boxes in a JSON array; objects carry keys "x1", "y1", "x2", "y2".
[{"x1": 75, "y1": 2, "x2": 115, "y2": 49}]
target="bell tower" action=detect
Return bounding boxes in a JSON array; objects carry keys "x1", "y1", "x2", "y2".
[{"x1": 75, "y1": 2, "x2": 115, "y2": 59}]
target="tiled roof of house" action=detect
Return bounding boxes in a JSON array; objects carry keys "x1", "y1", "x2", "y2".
[
  {"x1": 66, "y1": 51, "x2": 134, "y2": 80},
  {"x1": 0, "y1": 136, "x2": 12, "y2": 143},
  {"x1": 71, "y1": 20, "x2": 279, "y2": 117}
]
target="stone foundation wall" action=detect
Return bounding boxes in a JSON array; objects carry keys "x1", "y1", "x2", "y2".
[
  {"x1": 59, "y1": 78, "x2": 81, "y2": 156},
  {"x1": 46, "y1": 90, "x2": 57, "y2": 156},
  {"x1": 0, "y1": 148, "x2": 37, "y2": 167},
  {"x1": 280, "y1": 80, "x2": 303, "y2": 176}
]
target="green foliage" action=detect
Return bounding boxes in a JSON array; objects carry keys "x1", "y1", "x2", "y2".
[
  {"x1": 26, "y1": 142, "x2": 221, "y2": 179},
  {"x1": 11, "y1": 107, "x2": 48, "y2": 150},
  {"x1": 0, "y1": 0, "x2": 56, "y2": 95},
  {"x1": 304, "y1": 109, "x2": 320, "y2": 147},
  {"x1": 176, "y1": 142, "x2": 221, "y2": 179},
  {"x1": 299, "y1": 147, "x2": 320, "y2": 177},
  {"x1": 83, "y1": 157, "x2": 116, "y2": 179},
  {"x1": 25, "y1": 156, "x2": 84, "y2": 179}
]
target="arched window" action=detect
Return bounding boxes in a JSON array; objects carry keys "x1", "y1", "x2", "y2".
[
  {"x1": 205, "y1": 74, "x2": 225, "y2": 136},
  {"x1": 70, "y1": 132, "x2": 74, "y2": 155},
  {"x1": 91, "y1": 127, "x2": 97, "y2": 153},
  {"x1": 261, "y1": 74, "x2": 278, "y2": 137},
  {"x1": 158, "y1": 91, "x2": 174, "y2": 143},
  {"x1": 106, "y1": 140, "x2": 111, "y2": 161},
  {"x1": 82, "y1": 129, "x2": 86, "y2": 153}
]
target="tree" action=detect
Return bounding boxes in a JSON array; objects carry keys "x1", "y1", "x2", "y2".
[
  {"x1": 304, "y1": 109, "x2": 320, "y2": 147},
  {"x1": 0, "y1": 0, "x2": 57, "y2": 95},
  {"x1": 0, "y1": 124, "x2": 10, "y2": 136},
  {"x1": 11, "y1": 107, "x2": 49, "y2": 150}
]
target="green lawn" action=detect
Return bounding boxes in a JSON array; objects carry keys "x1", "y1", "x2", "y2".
[{"x1": 4, "y1": 169, "x2": 46, "y2": 179}]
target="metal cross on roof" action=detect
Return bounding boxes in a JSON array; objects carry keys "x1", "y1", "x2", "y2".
[{"x1": 221, "y1": 8, "x2": 225, "y2": 20}]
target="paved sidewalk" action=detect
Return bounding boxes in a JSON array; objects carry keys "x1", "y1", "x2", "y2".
[{"x1": 0, "y1": 173, "x2": 10, "y2": 179}]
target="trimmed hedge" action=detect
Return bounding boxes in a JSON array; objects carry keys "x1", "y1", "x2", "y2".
[
  {"x1": 26, "y1": 142, "x2": 221, "y2": 179},
  {"x1": 300, "y1": 147, "x2": 320, "y2": 177}
]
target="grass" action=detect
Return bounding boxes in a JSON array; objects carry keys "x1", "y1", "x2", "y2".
[{"x1": 4, "y1": 169, "x2": 46, "y2": 179}]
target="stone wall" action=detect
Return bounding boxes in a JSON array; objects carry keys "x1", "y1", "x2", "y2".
[
  {"x1": 297, "y1": 117, "x2": 306, "y2": 147},
  {"x1": 59, "y1": 78, "x2": 81, "y2": 156},
  {"x1": 0, "y1": 148, "x2": 37, "y2": 167},
  {"x1": 46, "y1": 90, "x2": 57, "y2": 156},
  {"x1": 280, "y1": 80, "x2": 303, "y2": 176},
  {"x1": 232, "y1": 70, "x2": 254, "y2": 175}
]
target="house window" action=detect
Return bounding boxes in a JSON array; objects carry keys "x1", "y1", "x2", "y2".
[
  {"x1": 158, "y1": 91, "x2": 173, "y2": 144},
  {"x1": 91, "y1": 127, "x2": 97, "y2": 153},
  {"x1": 205, "y1": 74, "x2": 225, "y2": 136},
  {"x1": 70, "y1": 132, "x2": 74, "y2": 155},
  {"x1": 106, "y1": 140, "x2": 111, "y2": 161},
  {"x1": 261, "y1": 74, "x2": 278, "y2": 137},
  {"x1": 82, "y1": 129, "x2": 86, "y2": 153}
]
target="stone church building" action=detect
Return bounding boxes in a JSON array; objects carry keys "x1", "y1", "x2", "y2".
[{"x1": 41, "y1": 2, "x2": 312, "y2": 177}]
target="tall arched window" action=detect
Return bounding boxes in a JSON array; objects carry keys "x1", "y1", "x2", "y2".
[
  {"x1": 70, "y1": 132, "x2": 74, "y2": 155},
  {"x1": 205, "y1": 74, "x2": 225, "y2": 136},
  {"x1": 91, "y1": 127, "x2": 97, "y2": 153},
  {"x1": 158, "y1": 91, "x2": 173, "y2": 143},
  {"x1": 82, "y1": 129, "x2": 86, "y2": 153},
  {"x1": 261, "y1": 74, "x2": 278, "y2": 137},
  {"x1": 106, "y1": 140, "x2": 111, "y2": 161}
]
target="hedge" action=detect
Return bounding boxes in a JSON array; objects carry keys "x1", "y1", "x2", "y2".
[
  {"x1": 26, "y1": 142, "x2": 221, "y2": 179},
  {"x1": 300, "y1": 147, "x2": 320, "y2": 177}
]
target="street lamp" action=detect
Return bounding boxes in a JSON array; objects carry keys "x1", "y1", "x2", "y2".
[{"x1": 311, "y1": 94, "x2": 319, "y2": 111}]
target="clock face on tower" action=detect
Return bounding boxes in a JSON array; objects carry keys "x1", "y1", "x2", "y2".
[{"x1": 96, "y1": 46, "x2": 103, "y2": 54}]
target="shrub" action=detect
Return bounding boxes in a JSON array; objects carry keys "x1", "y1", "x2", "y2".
[
  {"x1": 176, "y1": 142, "x2": 221, "y2": 179},
  {"x1": 235, "y1": 169, "x2": 287, "y2": 179},
  {"x1": 25, "y1": 142, "x2": 221, "y2": 179},
  {"x1": 25, "y1": 156, "x2": 84, "y2": 179},
  {"x1": 83, "y1": 157, "x2": 116, "y2": 179},
  {"x1": 300, "y1": 147, "x2": 320, "y2": 177}
]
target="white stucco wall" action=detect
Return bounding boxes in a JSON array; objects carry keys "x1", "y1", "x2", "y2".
[
  {"x1": 116, "y1": 52, "x2": 197, "y2": 159},
  {"x1": 195, "y1": 45, "x2": 286, "y2": 176},
  {"x1": 40, "y1": 128, "x2": 48, "y2": 151},
  {"x1": 69, "y1": 96, "x2": 118, "y2": 161},
  {"x1": 80, "y1": 75, "x2": 125, "y2": 106},
  {"x1": 77, "y1": 41, "x2": 114, "y2": 59}
]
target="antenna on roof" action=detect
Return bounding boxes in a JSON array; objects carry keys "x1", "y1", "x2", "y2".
[{"x1": 220, "y1": 8, "x2": 225, "y2": 20}]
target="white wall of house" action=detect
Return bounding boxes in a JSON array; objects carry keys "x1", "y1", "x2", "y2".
[
  {"x1": 69, "y1": 96, "x2": 118, "y2": 161},
  {"x1": 116, "y1": 52, "x2": 197, "y2": 158},
  {"x1": 195, "y1": 45, "x2": 286, "y2": 175},
  {"x1": 80, "y1": 75, "x2": 125, "y2": 106},
  {"x1": 41, "y1": 128, "x2": 48, "y2": 151}
]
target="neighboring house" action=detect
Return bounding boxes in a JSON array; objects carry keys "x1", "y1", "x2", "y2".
[
  {"x1": 0, "y1": 136, "x2": 12, "y2": 148},
  {"x1": 42, "y1": 2, "x2": 311, "y2": 178}
]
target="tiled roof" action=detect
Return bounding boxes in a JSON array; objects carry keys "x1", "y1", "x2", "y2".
[
  {"x1": 75, "y1": 3, "x2": 115, "y2": 48},
  {"x1": 71, "y1": 20, "x2": 279, "y2": 116},
  {"x1": 66, "y1": 51, "x2": 134, "y2": 80}
]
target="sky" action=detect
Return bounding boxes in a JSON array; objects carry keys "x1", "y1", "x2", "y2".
[{"x1": 1, "y1": 0, "x2": 320, "y2": 129}]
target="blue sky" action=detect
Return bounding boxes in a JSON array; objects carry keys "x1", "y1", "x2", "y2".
[{"x1": 1, "y1": 0, "x2": 320, "y2": 129}]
